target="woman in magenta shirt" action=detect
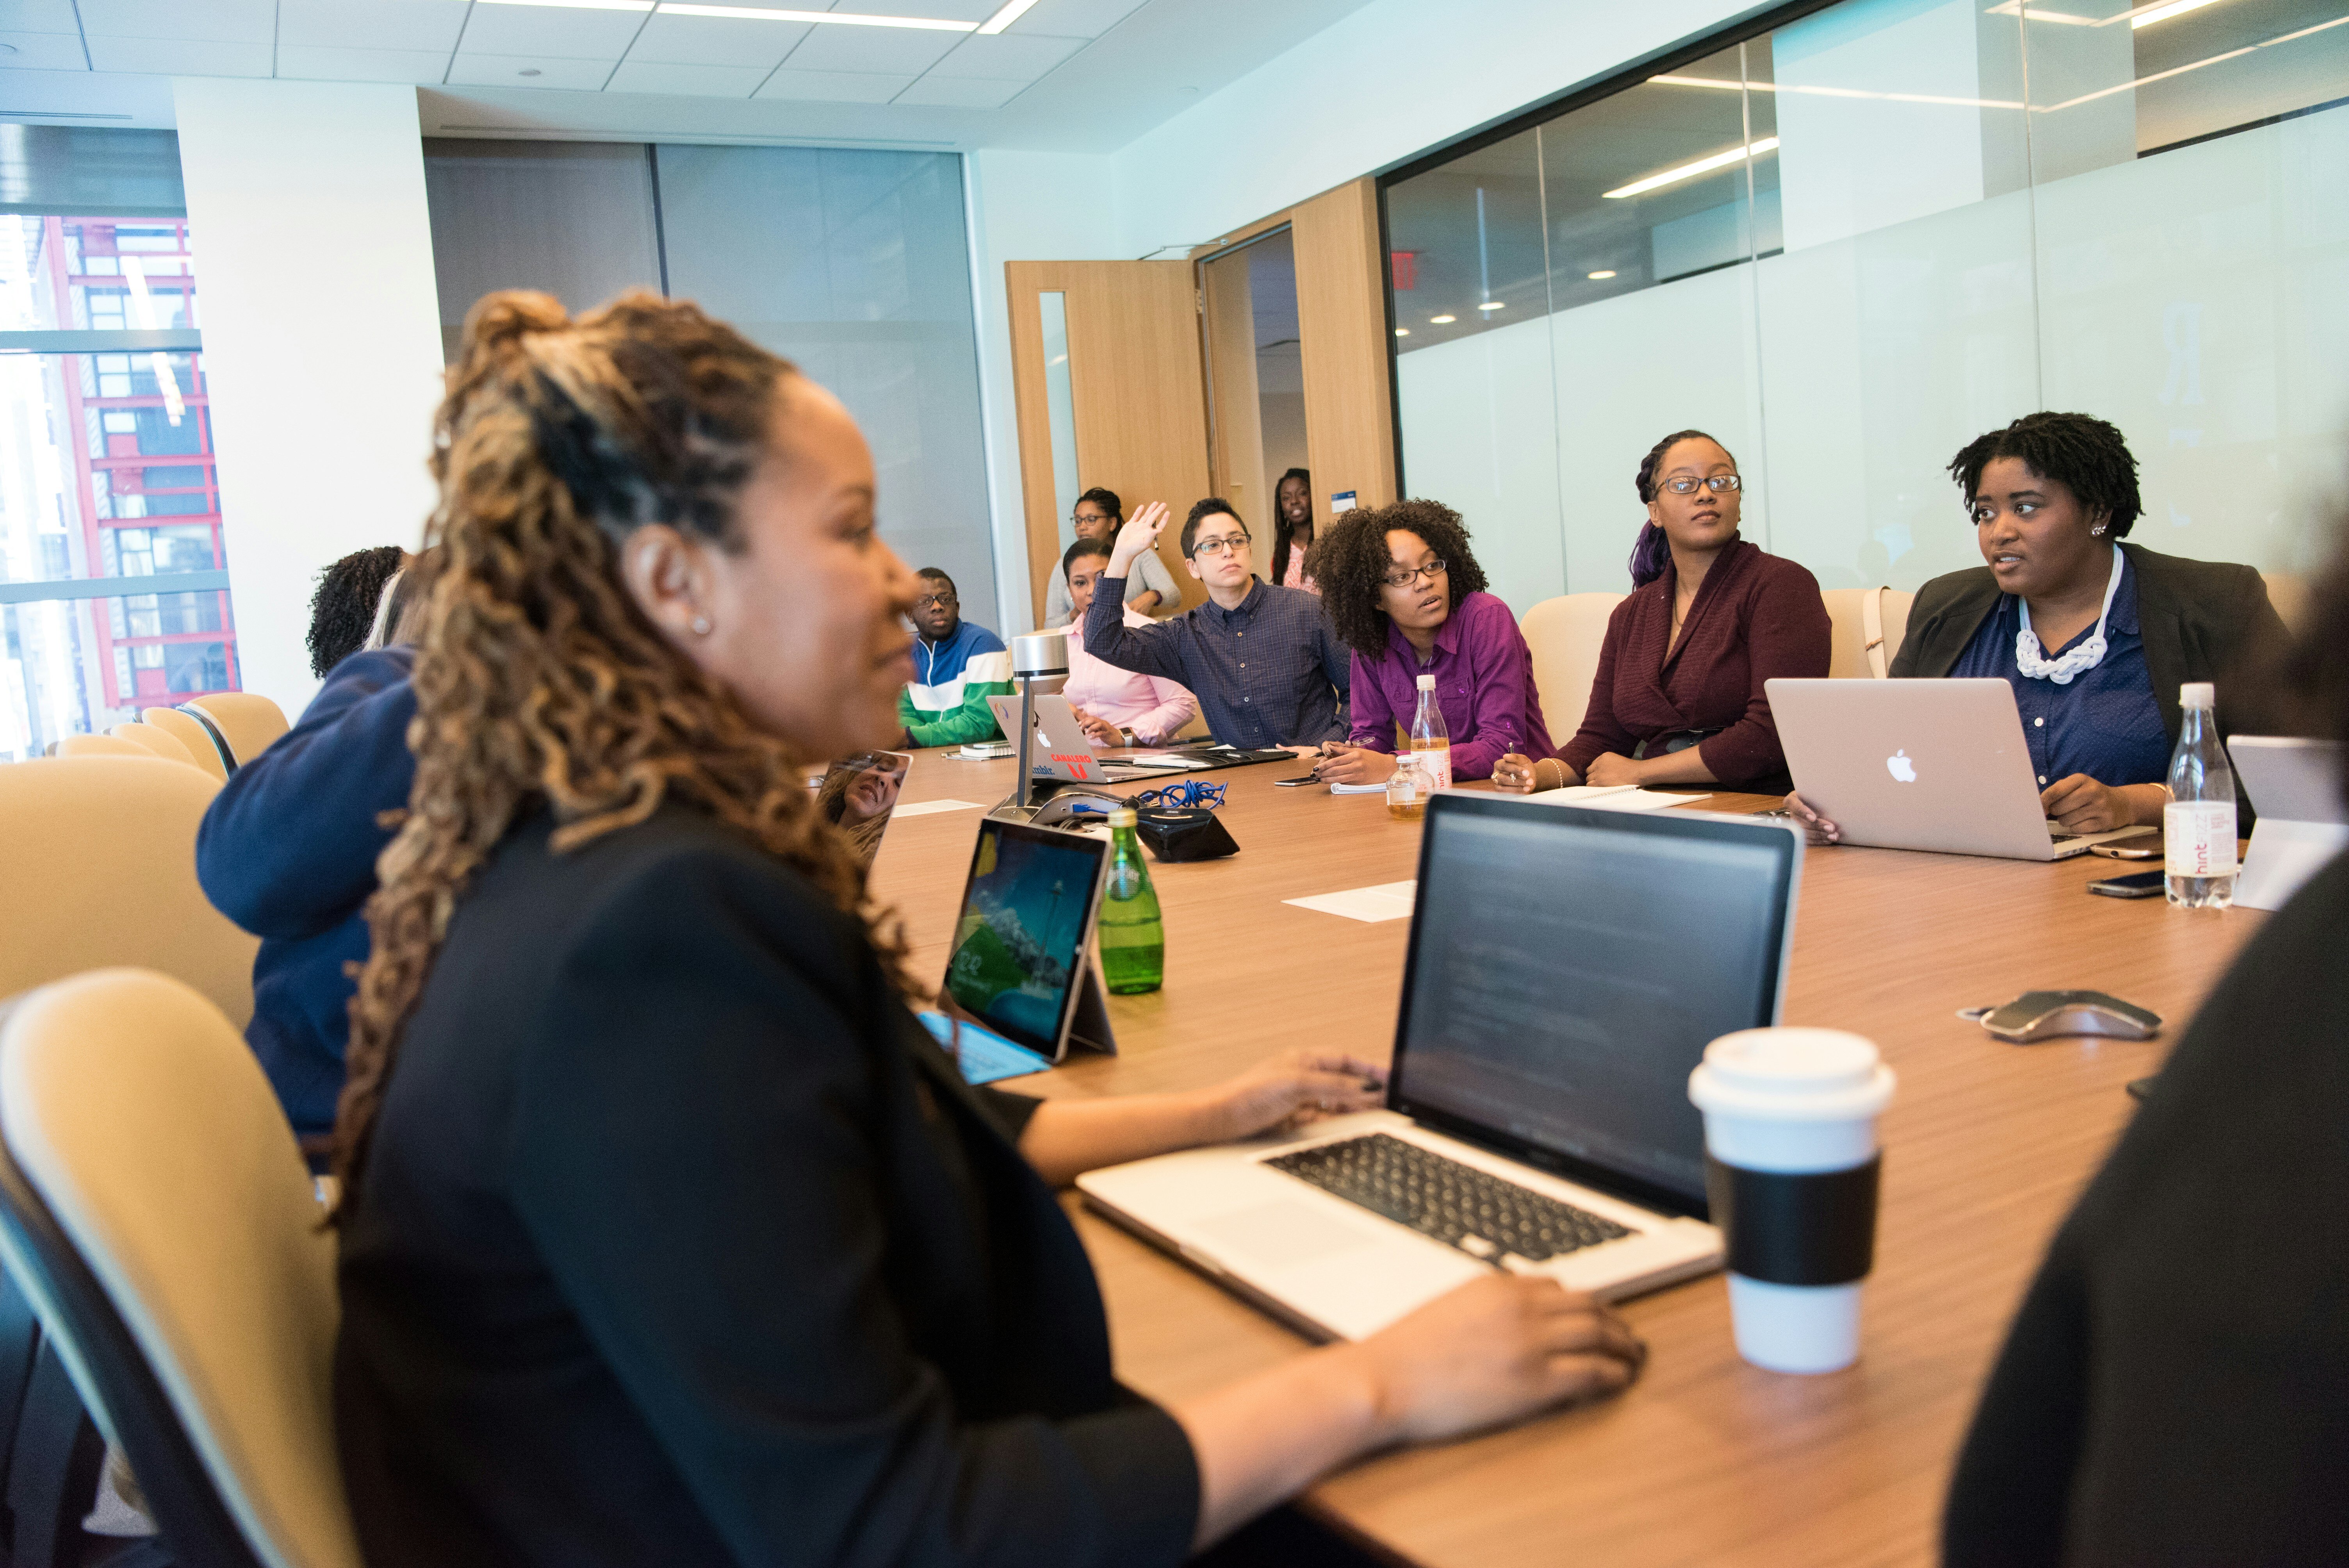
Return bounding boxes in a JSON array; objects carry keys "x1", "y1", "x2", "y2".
[
  {"x1": 1310, "y1": 499, "x2": 1552, "y2": 784},
  {"x1": 1057, "y1": 537, "x2": 1198, "y2": 745}
]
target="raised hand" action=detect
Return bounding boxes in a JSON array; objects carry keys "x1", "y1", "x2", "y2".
[{"x1": 1110, "y1": 501, "x2": 1171, "y2": 573}]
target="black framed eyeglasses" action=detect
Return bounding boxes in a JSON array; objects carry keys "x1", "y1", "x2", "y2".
[
  {"x1": 1661, "y1": 475, "x2": 1741, "y2": 495},
  {"x1": 1381, "y1": 559, "x2": 1447, "y2": 590},
  {"x1": 1191, "y1": 533, "x2": 1252, "y2": 558},
  {"x1": 913, "y1": 592, "x2": 958, "y2": 610}
]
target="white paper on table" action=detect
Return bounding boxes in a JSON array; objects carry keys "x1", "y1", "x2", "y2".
[
  {"x1": 891, "y1": 798, "x2": 985, "y2": 818},
  {"x1": 1283, "y1": 879, "x2": 1417, "y2": 922},
  {"x1": 1523, "y1": 785, "x2": 1705, "y2": 813}
]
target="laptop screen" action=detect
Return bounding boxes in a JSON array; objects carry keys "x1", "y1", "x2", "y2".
[
  {"x1": 944, "y1": 819, "x2": 1106, "y2": 1058},
  {"x1": 811, "y1": 750, "x2": 911, "y2": 867},
  {"x1": 1390, "y1": 796, "x2": 1800, "y2": 1217}
]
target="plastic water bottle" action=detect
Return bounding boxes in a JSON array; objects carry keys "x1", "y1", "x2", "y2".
[
  {"x1": 1408, "y1": 672, "x2": 1452, "y2": 792},
  {"x1": 1097, "y1": 807, "x2": 1164, "y2": 993},
  {"x1": 2164, "y1": 681, "x2": 2237, "y2": 909}
]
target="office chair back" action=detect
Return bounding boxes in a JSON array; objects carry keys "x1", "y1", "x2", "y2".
[
  {"x1": 1520, "y1": 593, "x2": 1624, "y2": 740},
  {"x1": 0, "y1": 969, "x2": 361, "y2": 1568},
  {"x1": 1821, "y1": 587, "x2": 1913, "y2": 679},
  {"x1": 2263, "y1": 572, "x2": 2309, "y2": 636},
  {"x1": 138, "y1": 709, "x2": 230, "y2": 783},
  {"x1": 180, "y1": 695, "x2": 289, "y2": 768},
  {"x1": 0, "y1": 757, "x2": 256, "y2": 1030},
  {"x1": 52, "y1": 735, "x2": 148, "y2": 761},
  {"x1": 103, "y1": 723, "x2": 201, "y2": 767}
]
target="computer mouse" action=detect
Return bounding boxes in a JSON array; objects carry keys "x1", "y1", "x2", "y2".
[{"x1": 1973, "y1": 990, "x2": 2162, "y2": 1044}]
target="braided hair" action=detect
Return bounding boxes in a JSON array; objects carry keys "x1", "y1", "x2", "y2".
[
  {"x1": 1312, "y1": 498, "x2": 1491, "y2": 658},
  {"x1": 1629, "y1": 429, "x2": 1731, "y2": 588},
  {"x1": 329, "y1": 289, "x2": 908, "y2": 1223},
  {"x1": 306, "y1": 545, "x2": 407, "y2": 677},
  {"x1": 1947, "y1": 412, "x2": 2142, "y2": 536}
]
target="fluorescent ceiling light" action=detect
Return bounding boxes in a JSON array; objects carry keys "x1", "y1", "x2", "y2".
[
  {"x1": 478, "y1": 0, "x2": 653, "y2": 10},
  {"x1": 1588, "y1": 269, "x2": 1616, "y2": 280},
  {"x1": 2131, "y1": 0, "x2": 2222, "y2": 25},
  {"x1": 1604, "y1": 136, "x2": 1778, "y2": 200},
  {"x1": 1393, "y1": 327, "x2": 1409, "y2": 337},
  {"x1": 1980, "y1": 2, "x2": 2097, "y2": 21},
  {"x1": 1429, "y1": 314, "x2": 1456, "y2": 324},
  {"x1": 652, "y1": 2, "x2": 978, "y2": 27},
  {"x1": 1648, "y1": 73, "x2": 2021, "y2": 110},
  {"x1": 977, "y1": 0, "x2": 1042, "y2": 33}
]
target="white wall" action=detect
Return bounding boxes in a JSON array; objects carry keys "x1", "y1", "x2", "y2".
[{"x1": 173, "y1": 79, "x2": 445, "y2": 718}]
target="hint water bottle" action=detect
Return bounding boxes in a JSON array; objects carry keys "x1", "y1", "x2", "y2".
[
  {"x1": 1097, "y1": 807, "x2": 1164, "y2": 994},
  {"x1": 1408, "y1": 672, "x2": 1452, "y2": 792},
  {"x1": 2164, "y1": 681, "x2": 2237, "y2": 909}
]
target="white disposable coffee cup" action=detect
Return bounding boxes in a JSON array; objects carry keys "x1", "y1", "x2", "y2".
[{"x1": 1687, "y1": 1027, "x2": 1895, "y2": 1375}]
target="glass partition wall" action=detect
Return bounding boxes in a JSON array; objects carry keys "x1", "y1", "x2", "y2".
[{"x1": 1386, "y1": 0, "x2": 2349, "y2": 614}]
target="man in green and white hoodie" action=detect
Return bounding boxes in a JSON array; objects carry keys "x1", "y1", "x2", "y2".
[{"x1": 897, "y1": 568, "x2": 1013, "y2": 747}]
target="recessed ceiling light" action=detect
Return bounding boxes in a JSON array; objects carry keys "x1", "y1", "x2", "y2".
[
  {"x1": 1394, "y1": 327, "x2": 1409, "y2": 337},
  {"x1": 1477, "y1": 301, "x2": 1504, "y2": 311},
  {"x1": 1429, "y1": 314, "x2": 1456, "y2": 324},
  {"x1": 1604, "y1": 137, "x2": 1779, "y2": 200},
  {"x1": 977, "y1": 0, "x2": 1042, "y2": 33},
  {"x1": 645, "y1": 1, "x2": 980, "y2": 26},
  {"x1": 2130, "y1": 0, "x2": 2222, "y2": 25},
  {"x1": 1588, "y1": 269, "x2": 1616, "y2": 280}
]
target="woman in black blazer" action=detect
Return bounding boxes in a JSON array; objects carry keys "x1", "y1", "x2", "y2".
[{"x1": 330, "y1": 290, "x2": 1644, "y2": 1568}]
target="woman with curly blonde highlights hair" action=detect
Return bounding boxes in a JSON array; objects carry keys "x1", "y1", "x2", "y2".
[{"x1": 335, "y1": 290, "x2": 1643, "y2": 1568}]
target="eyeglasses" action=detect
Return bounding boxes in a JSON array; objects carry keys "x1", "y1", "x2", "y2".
[
  {"x1": 1381, "y1": 558, "x2": 1448, "y2": 590},
  {"x1": 1192, "y1": 534, "x2": 1251, "y2": 558},
  {"x1": 1661, "y1": 474, "x2": 1741, "y2": 495},
  {"x1": 1071, "y1": 512, "x2": 1116, "y2": 527},
  {"x1": 913, "y1": 592, "x2": 958, "y2": 610}
]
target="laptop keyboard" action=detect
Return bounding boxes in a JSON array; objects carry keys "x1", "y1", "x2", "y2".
[{"x1": 1264, "y1": 1133, "x2": 1634, "y2": 1266}]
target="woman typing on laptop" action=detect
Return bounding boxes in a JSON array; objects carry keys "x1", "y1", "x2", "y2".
[
  {"x1": 1492, "y1": 430, "x2": 1830, "y2": 795},
  {"x1": 1791, "y1": 412, "x2": 2287, "y2": 844}
]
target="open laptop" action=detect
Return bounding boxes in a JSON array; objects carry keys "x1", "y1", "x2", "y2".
[
  {"x1": 985, "y1": 693, "x2": 1209, "y2": 785},
  {"x1": 1078, "y1": 794, "x2": 1804, "y2": 1342},
  {"x1": 809, "y1": 749, "x2": 910, "y2": 867},
  {"x1": 1768, "y1": 678, "x2": 2153, "y2": 861},
  {"x1": 2230, "y1": 736, "x2": 2348, "y2": 911},
  {"x1": 941, "y1": 816, "x2": 1117, "y2": 1064}
]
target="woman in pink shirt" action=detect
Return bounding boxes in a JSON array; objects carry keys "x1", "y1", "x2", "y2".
[{"x1": 1057, "y1": 538, "x2": 1198, "y2": 745}]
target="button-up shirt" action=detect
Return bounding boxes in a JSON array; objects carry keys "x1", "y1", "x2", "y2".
[
  {"x1": 1082, "y1": 574, "x2": 1349, "y2": 747},
  {"x1": 1346, "y1": 591, "x2": 1553, "y2": 780},
  {"x1": 1947, "y1": 551, "x2": 2170, "y2": 788}
]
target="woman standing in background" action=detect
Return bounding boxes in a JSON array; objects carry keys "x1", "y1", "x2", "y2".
[{"x1": 1270, "y1": 467, "x2": 1317, "y2": 592}]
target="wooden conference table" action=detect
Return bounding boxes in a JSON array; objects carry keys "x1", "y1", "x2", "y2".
[{"x1": 866, "y1": 752, "x2": 2262, "y2": 1568}]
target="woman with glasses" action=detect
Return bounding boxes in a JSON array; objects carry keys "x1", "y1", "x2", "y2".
[
  {"x1": 1044, "y1": 487, "x2": 1177, "y2": 623},
  {"x1": 1494, "y1": 429, "x2": 1829, "y2": 796},
  {"x1": 1309, "y1": 499, "x2": 1550, "y2": 784}
]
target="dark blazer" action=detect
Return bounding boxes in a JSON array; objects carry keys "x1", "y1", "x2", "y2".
[
  {"x1": 335, "y1": 803, "x2": 1198, "y2": 1568},
  {"x1": 1943, "y1": 847, "x2": 2349, "y2": 1566},
  {"x1": 1890, "y1": 542, "x2": 2288, "y2": 751},
  {"x1": 1556, "y1": 538, "x2": 1832, "y2": 795}
]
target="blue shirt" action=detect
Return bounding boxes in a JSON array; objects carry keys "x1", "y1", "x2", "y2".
[
  {"x1": 1082, "y1": 574, "x2": 1349, "y2": 748},
  {"x1": 1947, "y1": 552, "x2": 2170, "y2": 789}
]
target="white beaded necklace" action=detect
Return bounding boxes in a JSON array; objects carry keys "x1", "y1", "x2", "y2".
[{"x1": 2015, "y1": 545, "x2": 2123, "y2": 686}]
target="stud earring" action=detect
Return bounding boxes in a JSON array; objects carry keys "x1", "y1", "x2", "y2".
[
  {"x1": 691, "y1": 615, "x2": 712, "y2": 636},
  {"x1": 2091, "y1": 524, "x2": 2107, "y2": 537}
]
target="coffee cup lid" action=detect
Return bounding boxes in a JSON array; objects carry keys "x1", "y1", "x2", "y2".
[{"x1": 1687, "y1": 1027, "x2": 1895, "y2": 1122}]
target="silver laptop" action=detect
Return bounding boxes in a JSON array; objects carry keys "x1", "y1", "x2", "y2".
[
  {"x1": 985, "y1": 693, "x2": 1205, "y2": 786},
  {"x1": 2230, "y1": 735, "x2": 2348, "y2": 911},
  {"x1": 1077, "y1": 794, "x2": 1806, "y2": 1343},
  {"x1": 1768, "y1": 678, "x2": 2152, "y2": 861}
]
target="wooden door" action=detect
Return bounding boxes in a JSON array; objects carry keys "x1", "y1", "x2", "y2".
[{"x1": 1005, "y1": 261, "x2": 1211, "y2": 630}]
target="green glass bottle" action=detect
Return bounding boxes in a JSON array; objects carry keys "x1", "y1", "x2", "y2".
[{"x1": 1097, "y1": 807, "x2": 1165, "y2": 995}]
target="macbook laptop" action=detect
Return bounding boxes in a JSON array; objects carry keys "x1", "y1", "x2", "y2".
[
  {"x1": 1078, "y1": 794, "x2": 1805, "y2": 1342},
  {"x1": 985, "y1": 693, "x2": 1210, "y2": 785},
  {"x1": 1767, "y1": 678, "x2": 2153, "y2": 861},
  {"x1": 941, "y1": 816, "x2": 1117, "y2": 1064},
  {"x1": 810, "y1": 749, "x2": 910, "y2": 867}
]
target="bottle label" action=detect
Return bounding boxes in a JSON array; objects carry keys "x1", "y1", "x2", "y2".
[
  {"x1": 1410, "y1": 742, "x2": 1453, "y2": 792},
  {"x1": 2164, "y1": 800, "x2": 2237, "y2": 879}
]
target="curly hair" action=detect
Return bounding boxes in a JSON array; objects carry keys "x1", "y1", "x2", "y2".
[
  {"x1": 306, "y1": 544, "x2": 407, "y2": 677},
  {"x1": 1948, "y1": 412, "x2": 2142, "y2": 537},
  {"x1": 329, "y1": 288, "x2": 907, "y2": 1224},
  {"x1": 1309, "y1": 498, "x2": 1491, "y2": 657}
]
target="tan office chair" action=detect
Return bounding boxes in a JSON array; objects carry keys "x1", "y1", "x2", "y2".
[
  {"x1": 139, "y1": 707, "x2": 230, "y2": 783},
  {"x1": 2263, "y1": 572, "x2": 2310, "y2": 636},
  {"x1": 53, "y1": 734, "x2": 148, "y2": 760},
  {"x1": 105, "y1": 722, "x2": 202, "y2": 767},
  {"x1": 1519, "y1": 592, "x2": 1625, "y2": 739},
  {"x1": 1820, "y1": 587, "x2": 1913, "y2": 678},
  {"x1": 0, "y1": 757, "x2": 255, "y2": 1029},
  {"x1": 181, "y1": 694, "x2": 289, "y2": 768},
  {"x1": 0, "y1": 968, "x2": 362, "y2": 1568}
]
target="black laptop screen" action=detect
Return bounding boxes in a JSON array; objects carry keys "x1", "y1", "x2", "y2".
[
  {"x1": 944, "y1": 819, "x2": 1105, "y2": 1057},
  {"x1": 1390, "y1": 798, "x2": 1798, "y2": 1215}
]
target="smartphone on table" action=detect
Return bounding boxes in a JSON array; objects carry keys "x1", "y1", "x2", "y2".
[{"x1": 2087, "y1": 869, "x2": 2167, "y2": 899}]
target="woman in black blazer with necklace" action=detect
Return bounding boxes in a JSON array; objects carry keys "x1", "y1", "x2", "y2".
[{"x1": 330, "y1": 290, "x2": 1643, "y2": 1568}]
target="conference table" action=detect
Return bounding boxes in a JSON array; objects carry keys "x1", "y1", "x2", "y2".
[{"x1": 866, "y1": 750, "x2": 2262, "y2": 1568}]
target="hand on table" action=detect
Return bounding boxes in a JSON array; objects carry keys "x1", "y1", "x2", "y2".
[
  {"x1": 1109, "y1": 501, "x2": 1171, "y2": 576},
  {"x1": 1072, "y1": 707, "x2": 1125, "y2": 746},
  {"x1": 2041, "y1": 774, "x2": 2133, "y2": 834},
  {"x1": 1313, "y1": 744, "x2": 1398, "y2": 786},
  {"x1": 1491, "y1": 753, "x2": 1561, "y2": 793},
  {"x1": 1786, "y1": 791, "x2": 1841, "y2": 846},
  {"x1": 1202, "y1": 1049, "x2": 1388, "y2": 1142},
  {"x1": 1583, "y1": 752, "x2": 1645, "y2": 789}
]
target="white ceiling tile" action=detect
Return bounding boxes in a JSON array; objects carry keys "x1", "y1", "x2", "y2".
[
  {"x1": 923, "y1": 30, "x2": 1078, "y2": 80},
  {"x1": 778, "y1": 22, "x2": 959, "y2": 75},
  {"x1": 752, "y1": 67, "x2": 910, "y2": 102},
  {"x1": 456, "y1": 6, "x2": 648, "y2": 61},
  {"x1": 0, "y1": 2, "x2": 82, "y2": 36},
  {"x1": 0, "y1": 31, "x2": 88, "y2": 68},
  {"x1": 626, "y1": 13, "x2": 806, "y2": 68},
  {"x1": 276, "y1": 43, "x2": 453, "y2": 82},
  {"x1": 1002, "y1": 0, "x2": 1145, "y2": 39},
  {"x1": 77, "y1": 0, "x2": 274, "y2": 42},
  {"x1": 84, "y1": 34, "x2": 272, "y2": 72},
  {"x1": 444, "y1": 52, "x2": 617, "y2": 89},
  {"x1": 605, "y1": 59, "x2": 767, "y2": 95},
  {"x1": 892, "y1": 74, "x2": 1025, "y2": 108},
  {"x1": 278, "y1": 1, "x2": 470, "y2": 52}
]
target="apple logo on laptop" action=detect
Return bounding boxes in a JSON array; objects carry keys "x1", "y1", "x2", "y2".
[{"x1": 1886, "y1": 749, "x2": 1918, "y2": 784}]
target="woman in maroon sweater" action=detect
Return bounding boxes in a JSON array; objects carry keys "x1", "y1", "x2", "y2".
[{"x1": 1495, "y1": 430, "x2": 1830, "y2": 796}]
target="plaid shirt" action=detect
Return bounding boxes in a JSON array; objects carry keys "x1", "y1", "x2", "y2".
[{"x1": 1083, "y1": 574, "x2": 1350, "y2": 747}]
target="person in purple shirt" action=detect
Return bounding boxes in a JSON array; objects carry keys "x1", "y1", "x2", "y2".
[{"x1": 1309, "y1": 499, "x2": 1552, "y2": 784}]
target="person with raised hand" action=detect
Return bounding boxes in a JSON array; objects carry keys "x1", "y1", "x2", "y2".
[
  {"x1": 1044, "y1": 486, "x2": 1177, "y2": 624},
  {"x1": 1058, "y1": 536, "x2": 1197, "y2": 746}
]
